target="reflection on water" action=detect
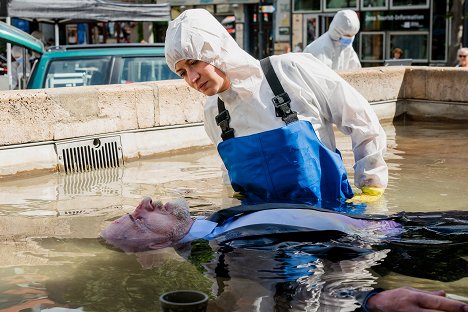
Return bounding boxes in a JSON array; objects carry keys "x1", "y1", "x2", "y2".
[
  {"x1": 0, "y1": 121, "x2": 467, "y2": 311},
  {"x1": 384, "y1": 119, "x2": 468, "y2": 212},
  {"x1": 59, "y1": 167, "x2": 124, "y2": 197}
]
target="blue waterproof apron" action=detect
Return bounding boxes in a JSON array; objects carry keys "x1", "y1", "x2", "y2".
[{"x1": 215, "y1": 57, "x2": 353, "y2": 206}]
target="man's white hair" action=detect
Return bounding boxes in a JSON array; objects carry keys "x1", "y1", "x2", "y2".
[{"x1": 166, "y1": 198, "x2": 192, "y2": 241}]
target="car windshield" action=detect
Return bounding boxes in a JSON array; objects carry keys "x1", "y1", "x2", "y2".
[
  {"x1": 45, "y1": 57, "x2": 112, "y2": 88},
  {"x1": 43, "y1": 55, "x2": 179, "y2": 88},
  {"x1": 119, "y1": 56, "x2": 179, "y2": 83}
]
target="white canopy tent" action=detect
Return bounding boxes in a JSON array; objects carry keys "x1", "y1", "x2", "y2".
[
  {"x1": 8, "y1": 0, "x2": 171, "y2": 22},
  {"x1": 3, "y1": 0, "x2": 171, "y2": 90},
  {"x1": 8, "y1": 0, "x2": 170, "y2": 45}
]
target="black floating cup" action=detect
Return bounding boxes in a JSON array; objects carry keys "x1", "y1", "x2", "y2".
[{"x1": 159, "y1": 290, "x2": 208, "y2": 312}]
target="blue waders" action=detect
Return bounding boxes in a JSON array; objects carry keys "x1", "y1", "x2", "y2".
[{"x1": 215, "y1": 57, "x2": 353, "y2": 206}]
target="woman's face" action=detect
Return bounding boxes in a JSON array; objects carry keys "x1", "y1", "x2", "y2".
[{"x1": 175, "y1": 60, "x2": 230, "y2": 96}]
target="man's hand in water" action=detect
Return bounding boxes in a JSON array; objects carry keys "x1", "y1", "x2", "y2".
[{"x1": 367, "y1": 287, "x2": 468, "y2": 312}]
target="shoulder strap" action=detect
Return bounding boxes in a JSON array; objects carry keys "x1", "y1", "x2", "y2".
[
  {"x1": 215, "y1": 98, "x2": 235, "y2": 141},
  {"x1": 260, "y1": 57, "x2": 298, "y2": 124},
  {"x1": 214, "y1": 57, "x2": 298, "y2": 141}
]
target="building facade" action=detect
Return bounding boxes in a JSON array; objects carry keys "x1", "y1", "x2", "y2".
[
  {"x1": 289, "y1": 0, "x2": 450, "y2": 66},
  {"x1": 4, "y1": 0, "x2": 456, "y2": 67},
  {"x1": 161, "y1": 0, "x2": 277, "y2": 59},
  {"x1": 163, "y1": 0, "x2": 451, "y2": 66}
]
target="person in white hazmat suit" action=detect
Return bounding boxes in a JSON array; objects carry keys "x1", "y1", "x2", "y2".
[
  {"x1": 165, "y1": 8, "x2": 387, "y2": 207},
  {"x1": 11, "y1": 45, "x2": 31, "y2": 90},
  {"x1": 304, "y1": 10, "x2": 361, "y2": 71}
]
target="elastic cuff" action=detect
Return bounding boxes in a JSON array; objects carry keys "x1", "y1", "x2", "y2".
[{"x1": 361, "y1": 288, "x2": 385, "y2": 312}]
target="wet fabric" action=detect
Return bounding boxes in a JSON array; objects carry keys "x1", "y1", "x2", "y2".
[
  {"x1": 210, "y1": 208, "x2": 402, "y2": 244},
  {"x1": 216, "y1": 209, "x2": 468, "y2": 249},
  {"x1": 195, "y1": 209, "x2": 468, "y2": 311},
  {"x1": 178, "y1": 204, "x2": 404, "y2": 246},
  {"x1": 304, "y1": 10, "x2": 361, "y2": 70},
  {"x1": 207, "y1": 202, "x2": 389, "y2": 224}
]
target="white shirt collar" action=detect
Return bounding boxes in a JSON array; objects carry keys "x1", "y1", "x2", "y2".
[{"x1": 177, "y1": 217, "x2": 218, "y2": 244}]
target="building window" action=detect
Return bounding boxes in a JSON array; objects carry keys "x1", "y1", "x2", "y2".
[
  {"x1": 360, "y1": 32, "x2": 385, "y2": 62},
  {"x1": 303, "y1": 14, "x2": 319, "y2": 45},
  {"x1": 361, "y1": 0, "x2": 387, "y2": 11},
  {"x1": 388, "y1": 32, "x2": 428, "y2": 61},
  {"x1": 390, "y1": 0, "x2": 429, "y2": 9},
  {"x1": 293, "y1": 0, "x2": 320, "y2": 12},
  {"x1": 324, "y1": 0, "x2": 357, "y2": 11},
  {"x1": 430, "y1": 0, "x2": 448, "y2": 62}
]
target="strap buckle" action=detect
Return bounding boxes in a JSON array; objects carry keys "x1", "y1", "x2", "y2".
[
  {"x1": 215, "y1": 110, "x2": 230, "y2": 131},
  {"x1": 272, "y1": 92, "x2": 292, "y2": 117},
  {"x1": 272, "y1": 92, "x2": 291, "y2": 106},
  {"x1": 215, "y1": 109, "x2": 235, "y2": 140},
  {"x1": 221, "y1": 128, "x2": 235, "y2": 140}
]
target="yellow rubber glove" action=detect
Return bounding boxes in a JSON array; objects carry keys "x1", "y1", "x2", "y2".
[
  {"x1": 346, "y1": 186, "x2": 385, "y2": 204},
  {"x1": 232, "y1": 191, "x2": 245, "y2": 199}
]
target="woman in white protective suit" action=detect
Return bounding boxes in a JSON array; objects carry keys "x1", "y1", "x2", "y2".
[
  {"x1": 303, "y1": 10, "x2": 361, "y2": 71},
  {"x1": 165, "y1": 9, "x2": 387, "y2": 207}
]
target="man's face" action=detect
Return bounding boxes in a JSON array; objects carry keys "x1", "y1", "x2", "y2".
[
  {"x1": 100, "y1": 197, "x2": 193, "y2": 252},
  {"x1": 175, "y1": 59, "x2": 230, "y2": 96}
]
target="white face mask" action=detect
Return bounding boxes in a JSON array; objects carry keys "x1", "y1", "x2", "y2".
[{"x1": 339, "y1": 36, "x2": 354, "y2": 47}]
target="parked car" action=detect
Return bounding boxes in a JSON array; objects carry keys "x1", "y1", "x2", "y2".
[{"x1": 0, "y1": 21, "x2": 179, "y2": 89}]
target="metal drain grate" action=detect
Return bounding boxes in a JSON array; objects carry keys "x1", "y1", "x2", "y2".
[{"x1": 56, "y1": 136, "x2": 124, "y2": 174}]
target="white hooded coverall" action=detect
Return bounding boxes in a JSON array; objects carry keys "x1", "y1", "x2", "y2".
[
  {"x1": 303, "y1": 10, "x2": 362, "y2": 71},
  {"x1": 165, "y1": 9, "x2": 387, "y2": 191}
]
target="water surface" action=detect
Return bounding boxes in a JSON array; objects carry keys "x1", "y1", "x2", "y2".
[{"x1": 0, "y1": 119, "x2": 467, "y2": 311}]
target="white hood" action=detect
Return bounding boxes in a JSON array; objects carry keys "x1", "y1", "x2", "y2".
[
  {"x1": 303, "y1": 10, "x2": 361, "y2": 71},
  {"x1": 328, "y1": 9, "x2": 360, "y2": 41},
  {"x1": 165, "y1": 9, "x2": 263, "y2": 96}
]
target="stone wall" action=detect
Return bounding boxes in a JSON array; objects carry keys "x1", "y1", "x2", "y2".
[
  {"x1": 0, "y1": 66, "x2": 467, "y2": 177},
  {"x1": 0, "y1": 81, "x2": 205, "y2": 146}
]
